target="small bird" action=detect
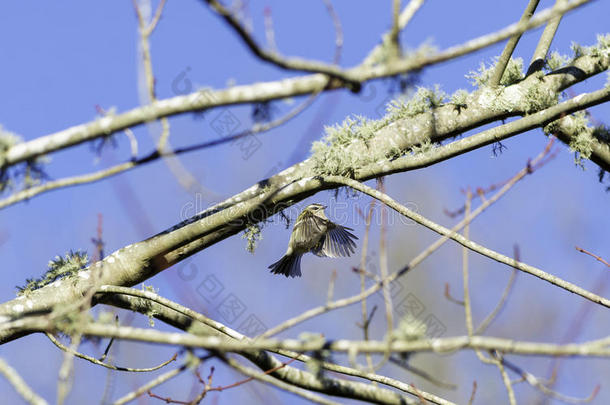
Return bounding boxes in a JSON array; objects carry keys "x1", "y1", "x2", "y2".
[{"x1": 269, "y1": 203, "x2": 358, "y2": 277}]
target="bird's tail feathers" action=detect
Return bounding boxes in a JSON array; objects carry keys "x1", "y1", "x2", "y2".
[{"x1": 268, "y1": 254, "x2": 302, "y2": 277}]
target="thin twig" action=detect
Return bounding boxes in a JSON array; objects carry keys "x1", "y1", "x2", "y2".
[
  {"x1": 444, "y1": 283, "x2": 465, "y2": 306},
  {"x1": 321, "y1": 0, "x2": 344, "y2": 64},
  {"x1": 462, "y1": 190, "x2": 473, "y2": 336},
  {"x1": 575, "y1": 246, "x2": 610, "y2": 267},
  {"x1": 527, "y1": 0, "x2": 565, "y2": 75},
  {"x1": 495, "y1": 353, "x2": 517, "y2": 405},
  {"x1": 46, "y1": 333, "x2": 177, "y2": 372},
  {"x1": 371, "y1": 178, "x2": 393, "y2": 371},
  {"x1": 98, "y1": 315, "x2": 117, "y2": 362},
  {"x1": 444, "y1": 146, "x2": 559, "y2": 218},
  {"x1": 0, "y1": 357, "x2": 48, "y2": 405},
  {"x1": 210, "y1": 358, "x2": 296, "y2": 393},
  {"x1": 474, "y1": 245, "x2": 519, "y2": 335},
  {"x1": 389, "y1": 356, "x2": 457, "y2": 390},
  {"x1": 489, "y1": 0, "x2": 540, "y2": 86},
  {"x1": 398, "y1": 0, "x2": 426, "y2": 29},
  {"x1": 363, "y1": 0, "x2": 426, "y2": 66},
  {"x1": 201, "y1": 0, "x2": 360, "y2": 88},
  {"x1": 145, "y1": 0, "x2": 167, "y2": 36},
  {"x1": 462, "y1": 187, "x2": 515, "y2": 403},
  {"x1": 263, "y1": 7, "x2": 277, "y2": 53},
  {"x1": 497, "y1": 352, "x2": 600, "y2": 404},
  {"x1": 467, "y1": 381, "x2": 477, "y2": 405},
  {"x1": 148, "y1": 358, "x2": 298, "y2": 404},
  {"x1": 326, "y1": 270, "x2": 337, "y2": 304},
  {"x1": 221, "y1": 356, "x2": 344, "y2": 405},
  {"x1": 357, "y1": 197, "x2": 377, "y2": 372},
  {"x1": 112, "y1": 363, "x2": 191, "y2": 405},
  {"x1": 540, "y1": 271, "x2": 609, "y2": 405},
  {"x1": 390, "y1": 0, "x2": 401, "y2": 52},
  {"x1": 134, "y1": 0, "x2": 201, "y2": 196}
]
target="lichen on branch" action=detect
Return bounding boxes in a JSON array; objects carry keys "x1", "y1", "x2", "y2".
[{"x1": 17, "y1": 251, "x2": 89, "y2": 296}]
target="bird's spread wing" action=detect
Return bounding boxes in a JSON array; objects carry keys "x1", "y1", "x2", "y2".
[
  {"x1": 313, "y1": 223, "x2": 358, "y2": 258},
  {"x1": 290, "y1": 210, "x2": 326, "y2": 246}
]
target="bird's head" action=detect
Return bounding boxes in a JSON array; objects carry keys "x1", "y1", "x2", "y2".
[
  {"x1": 301, "y1": 203, "x2": 328, "y2": 221},
  {"x1": 304, "y1": 203, "x2": 326, "y2": 213}
]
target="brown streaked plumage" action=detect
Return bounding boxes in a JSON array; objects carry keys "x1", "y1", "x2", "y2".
[{"x1": 268, "y1": 203, "x2": 358, "y2": 277}]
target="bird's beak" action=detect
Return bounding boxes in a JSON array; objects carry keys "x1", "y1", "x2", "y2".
[{"x1": 322, "y1": 205, "x2": 327, "y2": 209}]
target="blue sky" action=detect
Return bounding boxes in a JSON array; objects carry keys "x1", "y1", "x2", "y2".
[{"x1": 0, "y1": 1, "x2": 609, "y2": 404}]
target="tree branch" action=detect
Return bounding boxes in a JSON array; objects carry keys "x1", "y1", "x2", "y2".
[
  {"x1": 489, "y1": 0, "x2": 540, "y2": 87},
  {"x1": 7, "y1": 317, "x2": 610, "y2": 358},
  {"x1": 0, "y1": 0, "x2": 594, "y2": 171},
  {"x1": 0, "y1": 358, "x2": 47, "y2": 405}
]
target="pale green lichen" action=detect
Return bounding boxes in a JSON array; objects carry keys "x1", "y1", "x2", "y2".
[
  {"x1": 418, "y1": 85, "x2": 447, "y2": 108},
  {"x1": 546, "y1": 51, "x2": 570, "y2": 71},
  {"x1": 1, "y1": 125, "x2": 50, "y2": 193},
  {"x1": 387, "y1": 145, "x2": 403, "y2": 160},
  {"x1": 311, "y1": 85, "x2": 448, "y2": 176},
  {"x1": 407, "y1": 41, "x2": 439, "y2": 61},
  {"x1": 17, "y1": 250, "x2": 89, "y2": 296},
  {"x1": 544, "y1": 110, "x2": 586, "y2": 138},
  {"x1": 546, "y1": 111, "x2": 600, "y2": 168},
  {"x1": 365, "y1": 37, "x2": 400, "y2": 67},
  {"x1": 571, "y1": 42, "x2": 586, "y2": 59},
  {"x1": 386, "y1": 85, "x2": 447, "y2": 119},
  {"x1": 410, "y1": 138, "x2": 434, "y2": 155},
  {"x1": 522, "y1": 75, "x2": 558, "y2": 114},
  {"x1": 242, "y1": 223, "x2": 262, "y2": 253},
  {"x1": 365, "y1": 40, "x2": 437, "y2": 67},
  {"x1": 570, "y1": 131, "x2": 595, "y2": 169},
  {"x1": 311, "y1": 115, "x2": 388, "y2": 176},
  {"x1": 477, "y1": 86, "x2": 503, "y2": 111},
  {"x1": 140, "y1": 284, "x2": 159, "y2": 327},
  {"x1": 501, "y1": 57, "x2": 526, "y2": 85},
  {"x1": 597, "y1": 33, "x2": 610, "y2": 50},
  {"x1": 0, "y1": 125, "x2": 22, "y2": 156},
  {"x1": 467, "y1": 57, "x2": 524, "y2": 87},
  {"x1": 490, "y1": 71, "x2": 557, "y2": 114},
  {"x1": 57, "y1": 311, "x2": 95, "y2": 337},
  {"x1": 569, "y1": 34, "x2": 610, "y2": 60},
  {"x1": 450, "y1": 89, "x2": 469, "y2": 111}
]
